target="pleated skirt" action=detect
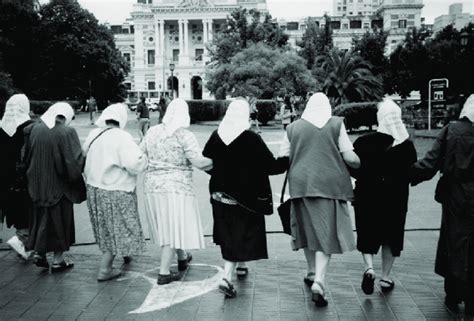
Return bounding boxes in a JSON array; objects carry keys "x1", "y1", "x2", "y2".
[
  {"x1": 145, "y1": 192, "x2": 205, "y2": 250},
  {"x1": 291, "y1": 197, "x2": 356, "y2": 254}
]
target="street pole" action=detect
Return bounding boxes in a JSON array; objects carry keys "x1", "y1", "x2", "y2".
[{"x1": 171, "y1": 70, "x2": 174, "y2": 99}]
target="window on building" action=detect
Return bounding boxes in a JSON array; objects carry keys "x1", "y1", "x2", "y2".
[
  {"x1": 147, "y1": 50, "x2": 155, "y2": 65},
  {"x1": 287, "y1": 22, "x2": 299, "y2": 30},
  {"x1": 148, "y1": 82, "x2": 155, "y2": 90},
  {"x1": 358, "y1": 12, "x2": 362, "y2": 15},
  {"x1": 342, "y1": 23, "x2": 348, "y2": 29},
  {"x1": 195, "y1": 49, "x2": 204, "y2": 61},
  {"x1": 349, "y1": 12, "x2": 353, "y2": 15},
  {"x1": 123, "y1": 53, "x2": 131, "y2": 66},
  {"x1": 358, "y1": 0, "x2": 362, "y2": 2},
  {"x1": 330, "y1": 21, "x2": 341, "y2": 29},
  {"x1": 137, "y1": 0, "x2": 146, "y2": 3},
  {"x1": 173, "y1": 49, "x2": 179, "y2": 62},
  {"x1": 124, "y1": 83, "x2": 132, "y2": 90},
  {"x1": 338, "y1": 6, "x2": 341, "y2": 11},
  {"x1": 363, "y1": 22, "x2": 370, "y2": 29},
  {"x1": 398, "y1": 19, "x2": 407, "y2": 28},
  {"x1": 350, "y1": 20, "x2": 362, "y2": 29},
  {"x1": 147, "y1": 0, "x2": 152, "y2": 4},
  {"x1": 349, "y1": 0, "x2": 353, "y2": 2}
]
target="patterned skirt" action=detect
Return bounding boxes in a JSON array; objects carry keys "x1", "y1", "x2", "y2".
[{"x1": 86, "y1": 185, "x2": 145, "y2": 256}]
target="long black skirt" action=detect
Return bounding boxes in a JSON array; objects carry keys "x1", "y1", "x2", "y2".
[
  {"x1": 27, "y1": 197, "x2": 75, "y2": 253},
  {"x1": 212, "y1": 200, "x2": 268, "y2": 262}
]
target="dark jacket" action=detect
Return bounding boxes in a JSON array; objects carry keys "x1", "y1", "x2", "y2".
[
  {"x1": 24, "y1": 121, "x2": 86, "y2": 207},
  {"x1": 203, "y1": 130, "x2": 288, "y2": 214},
  {"x1": 411, "y1": 119, "x2": 474, "y2": 281}
]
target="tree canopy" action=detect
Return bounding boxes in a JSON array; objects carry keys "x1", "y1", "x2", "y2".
[
  {"x1": 0, "y1": 0, "x2": 128, "y2": 104},
  {"x1": 297, "y1": 14, "x2": 333, "y2": 70}
]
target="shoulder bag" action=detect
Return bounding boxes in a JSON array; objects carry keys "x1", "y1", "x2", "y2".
[{"x1": 277, "y1": 173, "x2": 292, "y2": 235}]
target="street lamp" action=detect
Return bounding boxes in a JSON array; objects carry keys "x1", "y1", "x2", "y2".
[
  {"x1": 169, "y1": 63, "x2": 175, "y2": 98},
  {"x1": 460, "y1": 31, "x2": 469, "y2": 47}
]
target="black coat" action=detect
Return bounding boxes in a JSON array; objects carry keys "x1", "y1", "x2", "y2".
[
  {"x1": 203, "y1": 130, "x2": 288, "y2": 214},
  {"x1": 352, "y1": 133, "x2": 417, "y2": 256},
  {"x1": 0, "y1": 120, "x2": 35, "y2": 229},
  {"x1": 412, "y1": 119, "x2": 474, "y2": 282}
]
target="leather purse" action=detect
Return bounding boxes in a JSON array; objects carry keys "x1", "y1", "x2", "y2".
[{"x1": 277, "y1": 173, "x2": 292, "y2": 235}]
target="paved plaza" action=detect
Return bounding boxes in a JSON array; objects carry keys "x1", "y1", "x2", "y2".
[{"x1": 0, "y1": 111, "x2": 470, "y2": 321}]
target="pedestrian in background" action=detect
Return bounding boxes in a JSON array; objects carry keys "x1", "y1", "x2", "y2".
[
  {"x1": 25, "y1": 102, "x2": 86, "y2": 272},
  {"x1": 136, "y1": 97, "x2": 150, "y2": 140},
  {"x1": 87, "y1": 96, "x2": 97, "y2": 125},
  {"x1": 411, "y1": 94, "x2": 474, "y2": 315},
  {"x1": 83, "y1": 103, "x2": 147, "y2": 282},
  {"x1": 279, "y1": 96, "x2": 296, "y2": 130},
  {"x1": 0, "y1": 94, "x2": 35, "y2": 260},
  {"x1": 203, "y1": 99, "x2": 288, "y2": 298},
  {"x1": 248, "y1": 96, "x2": 261, "y2": 134},
  {"x1": 141, "y1": 98, "x2": 211, "y2": 285},
  {"x1": 351, "y1": 98, "x2": 417, "y2": 295},
  {"x1": 278, "y1": 93, "x2": 360, "y2": 307}
]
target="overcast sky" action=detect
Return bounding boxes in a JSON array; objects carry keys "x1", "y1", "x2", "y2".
[{"x1": 39, "y1": 0, "x2": 473, "y2": 25}]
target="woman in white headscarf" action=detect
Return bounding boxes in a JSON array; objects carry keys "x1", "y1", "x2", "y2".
[
  {"x1": 278, "y1": 92, "x2": 360, "y2": 307},
  {"x1": 203, "y1": 98, "x2": 288, "y2": 298},
  {"x1": 411, "y1": 94, "x2": 474, "y2": 314},
  {"x1": 83, "y1": 103, "x2": 147, "y2": 281},
  {"x1": 0, "y1": 94, "x2": 35, "y2": 260},
  {"x1": 25, "y1": 102, "x2": 86, "y2": 272},
  {"x1": 351, "y1": 98, "x2": 417, "y2": 295},
  {"x1": 141, "y1": 98, "x2": 212, "y2": 285}
]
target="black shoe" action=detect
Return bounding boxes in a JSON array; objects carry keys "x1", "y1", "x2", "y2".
[
  {"x1": 361, "y1": 268, "x2": 375, "y2": 295},
  {"x1": 304, "y1": 272, "x2": 315, "y2": 287},
  {"x1": 236, "y1": 267, "x2": 248, "y2": 279},
  {"x1": 157, "y1": 271, "x2": 182, "y2": 285},
  {"x1": 178, "y1": 252, "x2": 192, "y2": 271},
  {"x1": 218, "y1": 278, "x2": 237, "y2": 298},
  {"x1": 311, "y1": 281, "x2": 328, "y2": 307},
  {"x1": 33, "y1": 253, "x2": 49, "y2": 269},
  {"x1": 51, "y1": 260, "x2": 74, "y2": 273},
  {"x1": 123, "y1": 256, "x2": 132, "y2": 264},
  {"x1": 379, "y1": 279, "x2": 395, "y2": 293}
]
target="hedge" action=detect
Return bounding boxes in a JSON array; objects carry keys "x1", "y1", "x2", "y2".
[
  {"x1": 30, "y1": 100, "x2": 82, "y2": 115},
  {"x1": 186, "y1": 99, "x2": 277, "y2": 125},
  {"x1": 333, "y1": 102, "x2": 378, "y2": 131}
]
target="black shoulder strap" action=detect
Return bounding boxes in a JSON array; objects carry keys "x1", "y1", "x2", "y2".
[
  {"x1": 280, "y1": 172, "x2": 288, "y2": 203},
  {"x1": 88, "y1": 127, "x2": 113, "y2": 152}
]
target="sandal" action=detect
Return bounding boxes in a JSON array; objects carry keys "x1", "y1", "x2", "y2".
[
  {"x1": 33, "y1": 253, "x2": 49, "y2": 269},
  {"x1": 51, "y1": 260, "x2": 74, "y2": 273},
  {"x1": 361, "y1": 268, "x2": 375, "y2": 295},
  {"x1": 236, "y1": 267, "x2": 248, "y2": 279},
  {"x1": 123, "y1": 256, "x2": 132, "y2": 264},
  {"x1": 97, "y1": 269, "x2": 122, "y2": 282},
  {"x1": 218, "y1": 278, "x2": 237, "y2": 298},
  {"x1": 304, "y1": 272, "x2": 315, "y2": 287},
  {"x1": 379, "y1": 279, "x2": 395, "y2": 293},
  {"x1": 311, "y1": 281, "x2": 328, "y2": 307}
]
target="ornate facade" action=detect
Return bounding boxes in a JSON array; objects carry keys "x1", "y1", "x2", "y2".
[{"x1": 112, "y1": 0, "x2": 267, "y2": 102}]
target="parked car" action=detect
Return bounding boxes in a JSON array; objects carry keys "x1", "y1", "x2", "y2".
[{"x1": 129, "y1": 102, "x2": 159, "y2": 112}]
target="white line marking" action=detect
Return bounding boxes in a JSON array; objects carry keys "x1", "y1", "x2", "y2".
[{"x1": 127, "y1": 263, "x2": 224, "y2": 314}]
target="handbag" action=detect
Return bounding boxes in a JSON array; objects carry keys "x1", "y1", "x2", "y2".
[{"x1": 277, "y1": 173, "x2": 292, "y2": 235}]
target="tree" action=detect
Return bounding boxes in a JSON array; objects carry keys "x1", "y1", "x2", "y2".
[
  {"x1": 30, "y1": 0, "x2": 128, "y2": 104},
  {"x1": 0, "y1": 0, "x2": 39, "y2": 92},
  {"x1": 206, "y1": 8, "x2": 289, "y2": 98},
  {"x1": 206, "y1": 43, "x2": 316, "y2": 100},
  {"x1": 313, "y1": 49, "x2": 383, "y2": 106},
  {"x1": 297, "y1": 14, "x2": 333, "y2": 69}
]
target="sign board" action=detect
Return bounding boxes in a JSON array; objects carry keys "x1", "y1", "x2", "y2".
[{"x1": 428, "y1": 78, "x2": 449, "y2": 130}]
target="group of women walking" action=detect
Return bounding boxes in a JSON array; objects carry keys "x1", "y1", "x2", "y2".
[{"x1": 0, "y1": 92, "x2": 473, "y2": 314}]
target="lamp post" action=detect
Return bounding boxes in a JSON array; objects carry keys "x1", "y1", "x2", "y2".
[{"x1": 169, "y1": 63, "x2": 175, "y2": 98}]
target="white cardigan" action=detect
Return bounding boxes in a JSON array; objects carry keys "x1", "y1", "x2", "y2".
[{"x1": 83, "y1": 128, "x2": 147, "y2": 192}]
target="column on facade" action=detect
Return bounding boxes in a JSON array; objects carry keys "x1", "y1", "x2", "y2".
[
  {"x1": 202, "y1": 19, "x2": 209, "y2": 62},
  {"x1": 159, "y1": 19, "x2": 165, "y2": 57},
  {"x1": 208, "y1": 19, "x2": 213, "y2": 43},
  {"x1": 134, "y1": 24, "x2": 144, "y2": 68},
  {"x1": 183, "y1": 19, "x2": 189, "y2": 61},
  {"x1": 154, "y1": 17, "x2": 160, "y2": 92},
  {"x1": 178, "y1": 19, "x2": 184, "y2": 58}
]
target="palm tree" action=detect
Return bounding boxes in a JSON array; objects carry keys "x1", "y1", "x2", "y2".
[{"x1": 313, "y1": 49, "x2": 383, "y2": 106}]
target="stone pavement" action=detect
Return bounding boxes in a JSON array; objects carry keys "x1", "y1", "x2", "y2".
[{"x1": 0, "y1": 230, "x2": 472, "y2": 321}]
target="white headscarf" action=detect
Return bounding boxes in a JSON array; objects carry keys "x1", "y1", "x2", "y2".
[
  {"x1": 162, "y1": 98, "x2": 190, "y2": 137},
  {"x1": 377, "y1": 98, "x2": 409, "y2": 146},
  {"x1": 40, "y1": 102, "x2": 75, "y2": 129},
  {"x1": 460, "y1": 94, "x2": 474, "y2": 122},
  {"x1": 217, "y1": 99, "x2": 250, "y2": 145},
  {"x1": 95, "y1": 103, "x2": 128, "y2": 129},
  {"x1": 302, "y1": 92, "x2": 332, "y2": 128},
  {"x1": 0, "y1": 94, "x2": 30, "y2": 137}
]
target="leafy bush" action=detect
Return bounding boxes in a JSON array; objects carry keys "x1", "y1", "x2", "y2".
[
  {"x1": 333, "y1": 102, "x2": 378, "y2": 131},
  {"x1": 255, "y1": 100, "x2": 277, "y2": 125},
  {"x1": 187, "y1": 100, "x2": 230, "y2": 123},
  {"x1": 30, "y1": 100, "x2": 81, "y2": 115}
]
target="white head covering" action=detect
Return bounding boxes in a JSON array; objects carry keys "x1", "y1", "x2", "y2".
[
  {"x1": 40, "y1": 102, "x2": 75, "y2": 129},
  {"x1": 301, "y1": 92, "x2": 332, "y2": 128},
  {"x1": 0, "y1": 94, "x2": 30, "y2": 137},
  {"x1": 95, "y1": 103, "x2": 128, "y2": 129},
  {"x1": 217, "y1": 99, "x2": 250, "y2": 145},
  {"x1": 377, "y1": 98, "x2": 409, "y2": 146},
  {"x1": 162, "y1": 98, "x2": 190, "y2": 137},
  {"x1": 459, "y1": 94, "x2": 474, "y2": 122}
]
